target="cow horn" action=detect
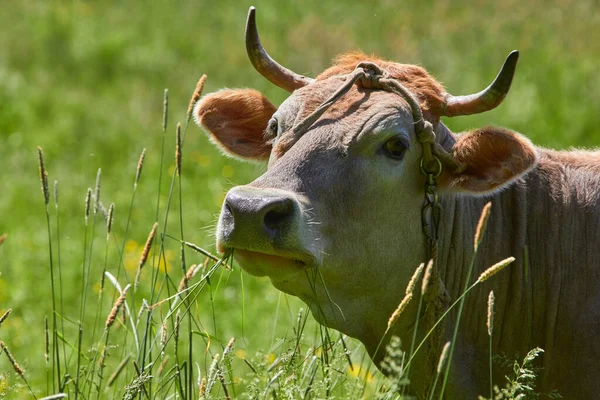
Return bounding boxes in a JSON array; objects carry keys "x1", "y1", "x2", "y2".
[
  {"x1": 245, "y1": 6, "x2": 314, "y2": 92},
  {"x1": 442, "y1": 50, "x2": 519, "y2": 117}
]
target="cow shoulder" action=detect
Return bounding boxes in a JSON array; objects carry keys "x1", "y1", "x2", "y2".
[
  {"x1": 194, "y1": 88, "x2": 276, "y2": 160},
  {"x1": 440, "y1": 126, "x2": 538, "y2": 194}
]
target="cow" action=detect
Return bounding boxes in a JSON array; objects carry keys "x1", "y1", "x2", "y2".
[{"x1": 193, "y1": 7, "x2": 600, "y2": 399}]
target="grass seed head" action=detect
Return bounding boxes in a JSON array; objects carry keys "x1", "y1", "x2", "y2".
[
  {"x1": 387, "y1": 293, "x2": 413, "y2": 330},
  {"x1": 163, "y1": 88, "x2": 169, "y2": 132},
  {"x1": 94, "y1": 168, "x2": 102, "y2": 214},
  {"x1": 179, "y1": 242, "x2": 186, "y2": 273},
  {"x1": 106, "y1": 284, "x2": 130, "y2": 329},
  {"x1": 0, "y1": 309, "x2": 12, "y2": 327},
  {"x1": 84, "y1": 188, "x2": 92, "y2": 225},
  {"x1": 135, "y1": 222, "x2": 159, "y2": 289},
  {"x1": 437, "y1": 341, "x2": 451, "y2": 374},
  {"x1": 199, "y1": 377, "x2": 207, "y2": 398},
  {"x1": 107, "y1": 203, "x2": 115, "y2": 238},
  {"x1": 176, "y1": 122, "x2": 182, "y2": 176},
  {"x1": 0, "y1": 233, "x2": 6, "y2": 246},
  {"x1": 187, "y1": 74, "x2": 207, "y2": 120},
  {"x1": 205, "y1": 353, "x2": 221, "y2": 395},
  {"x1": 421, "y1": 259, "x2": 434, "y2": 296},
  {"x1": 122, "y1": 372, "x2": 152, "y2": 400},
  {"x1": 406, "y1": 263, "x2": 425, "y2": 296},
  {"x1": 44, "y1": 316, "x2": 49, "y2": 363},
  {"x1": 478, "y1": 257, "x2": 515, "y2": 283},
  {"x1": 53, "y1": 180, "x2": 58, "y2": 208},
  {"x1": 160, "y1": 320, "x2": 167, "y2": 351},
  {"x1": 37, "y1": 147, "x2": 49, "y2": 205},
  {"x1": 134, "y1": 148, "x2": 146, "y2": 187},
  {"x1": 175, "y1": 309, "x2": 181, "y2": 348},
  {"x1": 139, "y1": 223, "x2": 159, "y2": 267},
  {"x1": 0, "y1": 341, "x2": 24, "y2": 377},
  {"x1": 487, "y1": 290, "x2": 495, "y2": 336},
  {"x1": 223, "y1": 337, "x2": 235, "y2": 360},
  {"x1": 98, "y1": 346, "x2": 106, "y2": 368},
  {"x1": 474, "y1": 202, "x2": 492, "y2": 251},
  {"x1": 178, "y1": 264, "x2": 197, "y2": 292}
]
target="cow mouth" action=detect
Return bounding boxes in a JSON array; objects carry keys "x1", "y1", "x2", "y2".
[{"x1": 226, "y1": 248, "x2": 312, "y2": 277}]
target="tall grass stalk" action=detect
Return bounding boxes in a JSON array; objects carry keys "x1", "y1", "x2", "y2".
[
  {"x1": 53, "y1": 180, "x2": 68, "y2": 383},
  {"x1": 487, "y1": 290, "x2": 495, "y2": 400},
  {"x1": 44, "y1": 316, "x2": 50, "y2": 394},
  {"x1": 90, "y1": 203, "x2": 114, "y2": 357},
  {"x1": 175, "y1": 120, "x2": 194, "y2": 399},
  {"x1": 75, "y1": 188, "x2": 92, "y2": 399},
  {"x1": 77, "y1": 169, "x2": 102, "y2": 399},
  {"x1": 112, "y1": 147, "x2": 147, "y2": 303},
  {"x1": 156, "y1": 89, "x2": 168, "y2": 223},
  {"x1": 139, "y1": 87, "x2": 176, "y2": 395},
  {"x1": 90, "y1": 202, "x2": 114, "y2": 399},
  {"x1": 38, "y1": 147, "x2": 61, "y2": 392}
]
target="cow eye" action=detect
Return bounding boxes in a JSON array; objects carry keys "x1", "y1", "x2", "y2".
[
  {"x1": 381, "y1": 136, "x2": 407, "y2": 160},
  {"x1": 266, "y1": 118, "x2": 279, "y2": 138}
]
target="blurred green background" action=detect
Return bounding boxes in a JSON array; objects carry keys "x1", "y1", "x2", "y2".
[{"x1": 0, "y1": 0, "x2": 598, "y2": 394}]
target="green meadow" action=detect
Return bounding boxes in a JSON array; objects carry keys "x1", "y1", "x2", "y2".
[{"x1": 0, "y1": 1, "x2": 598, "y2": 398}]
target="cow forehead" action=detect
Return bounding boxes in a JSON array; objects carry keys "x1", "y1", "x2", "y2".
[
  {"x1": 293, "y1": 75, "x2": 414, "y2": 121},
  {"x1": 272, "y1": 76, "x2": 416, "y2": 158}
]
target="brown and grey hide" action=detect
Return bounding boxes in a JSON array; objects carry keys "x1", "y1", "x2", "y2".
[{"x1": 193, "y1": 52, "x2": 600, "y2": 399}]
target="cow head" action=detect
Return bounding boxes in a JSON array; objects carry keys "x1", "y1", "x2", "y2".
[{"x1": 193, "y1": 7, "x2": 537, "y2": 356}]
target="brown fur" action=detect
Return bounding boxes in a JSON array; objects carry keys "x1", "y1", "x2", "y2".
[
  {"x1": 441, "y1": 126, "x2": 538, "y2": 193},
  {"x1": 317, "y1": 51, "x2": 447, "y2": 114},
  {"x1": 269, "y1": 52, "x2": 449, "y2": 157},
  {"x1": 194, "y1": 89, "x2": 277, "y2": 160}
]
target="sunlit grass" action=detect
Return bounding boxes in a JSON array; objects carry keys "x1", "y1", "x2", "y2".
[{"x1": 0, "y1": 1, "x2": 597, "y2": 398}]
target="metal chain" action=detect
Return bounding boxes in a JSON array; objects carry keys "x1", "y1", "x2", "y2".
[{"x1": 420, "y1": 156, "x2": 443, "y2": 262}]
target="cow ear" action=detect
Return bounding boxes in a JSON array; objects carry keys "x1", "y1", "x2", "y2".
[
  {"x1": 439, "y1": 126, "x2": 538, "y2": 194},
  {"x1": 194, "y1": 88, "x2": 277, "y2": 161}
]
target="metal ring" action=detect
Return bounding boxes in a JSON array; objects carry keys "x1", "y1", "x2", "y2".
[{"x1": 420, "y1": 156, "x2": 443, "y2": 178}]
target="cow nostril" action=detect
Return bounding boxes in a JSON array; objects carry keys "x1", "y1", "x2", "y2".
[
  {"x1": 264, "y1": 209, "x2": 289, "y2": 230},
  {"x1": 264, "y1": 202, "x2": 294, "y2": 232}
]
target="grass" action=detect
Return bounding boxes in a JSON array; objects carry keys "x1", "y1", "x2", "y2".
[{"x1": 0, "y1": 0, "x2": 598, "y2": 398}]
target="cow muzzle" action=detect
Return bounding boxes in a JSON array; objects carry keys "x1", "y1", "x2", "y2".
[{"x1": 216, "y1": 186, "x2": 317, "y2": 274}]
